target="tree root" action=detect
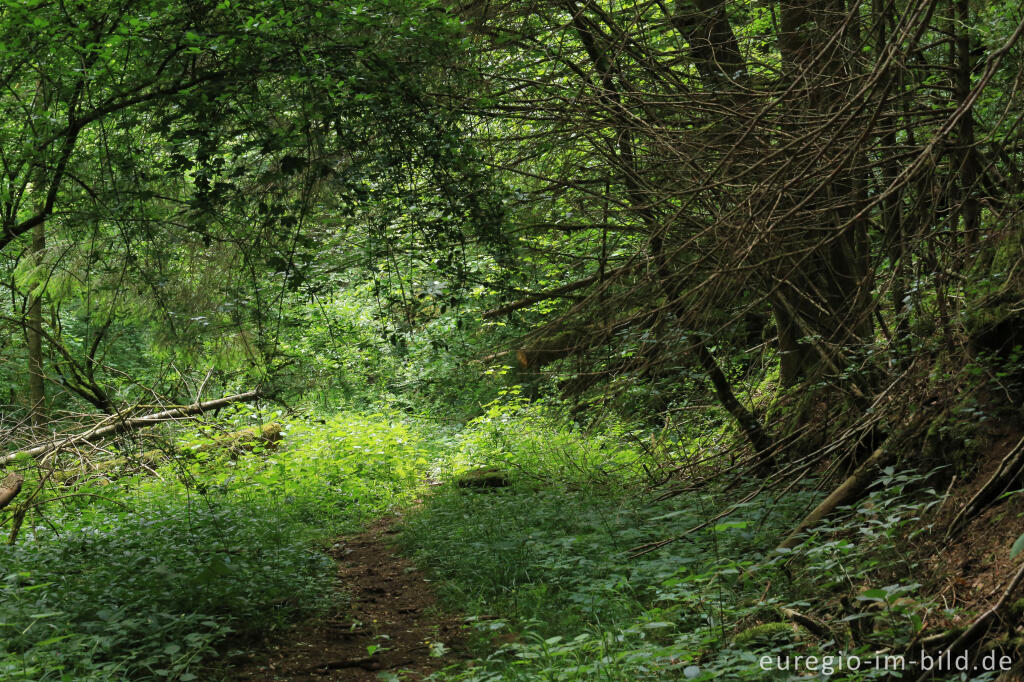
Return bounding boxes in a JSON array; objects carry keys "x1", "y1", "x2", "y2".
[
  {"x1": 913, "y1": 562, "x2": 1024, "y2": 682},
  {"x1": 945, "y1": 434, "x2": 1024, "y2": 541}
]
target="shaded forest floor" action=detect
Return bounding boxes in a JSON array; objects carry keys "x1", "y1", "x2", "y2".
[
  {"x1": 4, "y1": 408, "x2": 1023, "y2": 680},
  {"x1": 230, "y1": 515, "x2": 466, "y2": 681}
]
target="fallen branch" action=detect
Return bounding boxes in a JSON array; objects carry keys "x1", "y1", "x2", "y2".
[
  {"x1": 777, "y1": 444, "x2": 893, "y2": 551},
  {"x1": 913, "y1": 561, "x2": 1024, "y2": 682},
  {"x1": 0, "y1": 473, "x2": 23, "y2": 511},
  {"x1": 781, "y1": 607, "x2": 834, "y2": 641},
  {"x1": 1, "y1": 390, "x2": 262, "y2": 467}
]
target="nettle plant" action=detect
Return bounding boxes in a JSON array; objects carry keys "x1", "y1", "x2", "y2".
[
  {"x1": 771, "y1": 468, "x2": 942, "y2": 651},
  {"x1": 456, "y1": 388, "x2": 648, "y2": 487}
]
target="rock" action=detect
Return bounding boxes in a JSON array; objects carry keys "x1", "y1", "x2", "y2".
[{"x1": 455, "y1": 467, "x2": 510, "y2": 489}]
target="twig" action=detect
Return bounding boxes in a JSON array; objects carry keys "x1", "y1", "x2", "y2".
[{"x1": 913, "y1": 562, "x2": 1024, "y2": 682}]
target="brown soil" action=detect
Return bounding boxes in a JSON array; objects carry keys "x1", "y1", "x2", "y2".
[
  {"x1": 228, "y1": 516, "x2": 465, "y2": 681},
  {"x1": 916, "y1": 427, "x2": 1024, "y2": 624}
]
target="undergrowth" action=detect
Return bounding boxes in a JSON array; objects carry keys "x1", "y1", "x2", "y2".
[
  {"x1": 399, "y1": 405, "x2": 958, "y2": 681},
  {"x1": 0, "y1": 399, "x2": 977, "y2": 680},
  {"x1": 0, "y1": 408, "x2": 434, "y2": 680}
]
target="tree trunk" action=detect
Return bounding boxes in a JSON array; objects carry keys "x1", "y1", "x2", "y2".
[
  {"x1": 27, "y1": 218, "x2": 45, "y2": 427},
  {"x1": 772, "y1": 0, "x2": 874, "y2": 386}
]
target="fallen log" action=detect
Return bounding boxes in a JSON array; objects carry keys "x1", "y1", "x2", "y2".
[
  {"x1": 455, "y1": 467, "x2": 510, "y2": 489},
  {"x1": 777, "y1": 443, "x2": 893, "y2": 551},
  {"x1": 0, "y1": 390, "x2": 262, "y2": 467},
  {"x1": 0, "y1": 473, "x2": 23, "y2": 511}
]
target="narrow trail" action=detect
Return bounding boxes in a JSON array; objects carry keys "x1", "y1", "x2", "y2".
[{"x1": 231, "y1": 516, "x2": 465, "y2": 680}]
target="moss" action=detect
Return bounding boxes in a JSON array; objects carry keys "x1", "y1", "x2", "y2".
[
  {"x1": 733, "y1": 622, "x2": 798, "y2": 648},
  {"x1": 455, "y1": 466, "x2": 510, "y2": 489},
  {"x1": 192, "y1": 422, "x2": 283, "y2": 459}
]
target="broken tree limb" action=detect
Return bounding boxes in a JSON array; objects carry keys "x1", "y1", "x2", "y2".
[
  {"x1": 1, "y1": 390, "x2": 262, "y2": 467},
  {"x1": 777, "y1": 443, "x2": 894, "y2": 551},
  {"x1": 780, "y1": 607, "x2": 834, "y2": 641},
  {"x1": 0, "y1": 473, "x2": 24, "y2": 511}
]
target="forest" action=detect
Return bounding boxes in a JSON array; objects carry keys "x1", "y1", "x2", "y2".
[{"x1": 1, "y1": 0, "x2": 1023, "y2": 678}]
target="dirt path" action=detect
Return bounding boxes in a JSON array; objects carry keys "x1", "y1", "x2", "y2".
[{"x1": 230, "y1": 516, "x2": 465, "y2": 681}]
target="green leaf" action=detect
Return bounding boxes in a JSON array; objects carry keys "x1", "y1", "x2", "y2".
[
  {"x1": 1010, "y1": 532, "x2": 1024, "y2": 559},
  {"x1": 857, "y1": 589, "x2": 888, "y2": 601},
  {"x1": 712, "y1": 520, "x2": 749, "y2": 532}
]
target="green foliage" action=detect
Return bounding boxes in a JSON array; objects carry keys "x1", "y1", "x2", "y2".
[
  {"x1": 453, "y1": 390, "x2": 648, "y2": 485},
  {"x1": 0, "y1": 408, "x2": 435, "y2": 680},
  {"x1": 1, "y1": 495, "x2": 331, "y2": 680},
  {"x1": 399, "y1": 419, "x2": 839, "y2": 680},
  {"x1": 395, "y1": 419, "x2": 963, "y2": 681},
  {"x1": 0, "y1": 0, "x2": 1019, "y2": 676},
  {"x1": 0, "y1": 0, "x2": 502, "y2": 416},
  {"x1": 274, "y1": 284, "x2": 506, "y2": 417}
]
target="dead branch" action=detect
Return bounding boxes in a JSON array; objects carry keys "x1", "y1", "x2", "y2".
[
  {"x1": 913, "y1": 561, "x2": 1024, "y2": 682},
  {"x1": 0, "y1": 473, "x2": 24, "y2": 511},
  {"x1": 1, "y1": 390, "x2": 262, "y2": 467}
]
